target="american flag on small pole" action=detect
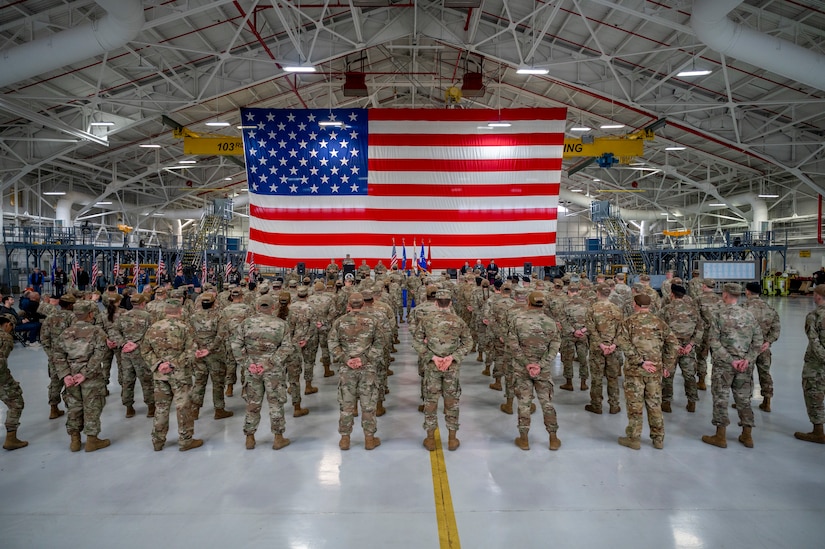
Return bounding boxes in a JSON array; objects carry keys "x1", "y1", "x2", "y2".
[
  {"x1": 132, "y1": 262, "x2": 139, "y2": 287},
  {"x1": 175, "y1": 253, "x2": 182, "y2": 273},
  {"x1": 71, "y1": 256, "x2": 79, "y2": 288},
  {"x1": 113, "y1": 253, "x2": 120, "y2": 281},
  {"x1": 225, "y1": 259, "x2": 232, "y2": 280},
  {"x1": 156, "y1": 250, "x2": 165, "y2": 282},
  {"x1": 390, "y1": 239, "x2": 398, "y2": 270},
  {"x1": 247, "y1": 252, "x2": 257, "y2": 281},
  {"x1": 201, "y1": 249, "x2": 208, "y2": 284},
  {"x1": 91, "y1": 263, "x2": 99, "y2": 288}
]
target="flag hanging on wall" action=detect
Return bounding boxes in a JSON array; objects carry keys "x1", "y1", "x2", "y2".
[{"x1": 241, "y1": 107, "x2": 564, "y2": 269}]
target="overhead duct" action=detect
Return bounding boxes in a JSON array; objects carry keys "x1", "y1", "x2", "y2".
[
  {"x1": 691, "y1": 0, "x2": 825, "y2": 92},
  {"x1": 0, "y1": 0, "x2": 145, "y2": 89}
]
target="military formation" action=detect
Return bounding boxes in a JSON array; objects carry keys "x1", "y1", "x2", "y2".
[{"x1": 3, "y1": 260, "x2": 825, "y2": 455}]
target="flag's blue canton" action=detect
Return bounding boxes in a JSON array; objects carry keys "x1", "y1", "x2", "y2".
[{"x1": 240, "y1": 108, "x2": 369, "y2": 196}]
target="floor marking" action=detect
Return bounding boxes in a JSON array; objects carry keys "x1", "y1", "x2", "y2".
[{"x1": 429, "y1": 427, "x2": 461, "y2": 549}]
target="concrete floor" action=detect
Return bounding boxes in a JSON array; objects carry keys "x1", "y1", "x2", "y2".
[{"x1": 1, "y1": 295, "x2": 824, "y2": 548}]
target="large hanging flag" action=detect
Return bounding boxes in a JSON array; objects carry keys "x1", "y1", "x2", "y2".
[
  {"x1": 240, "y1": 108, "x2": 564, "y2": 269},
  {"x1": 390, "y1": 239, "x2": 398, "y2": 270}
]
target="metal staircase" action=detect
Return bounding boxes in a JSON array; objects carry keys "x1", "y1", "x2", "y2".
[
  {"x1": 183, "y1": 210, "x2": 224, "y2": 266},
  {"x1": 590, "y1": 200, "x2": 647, "y2": 275}
]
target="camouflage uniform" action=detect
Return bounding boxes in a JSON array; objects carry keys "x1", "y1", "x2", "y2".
[
  {"x1": 328, "y1": 303, "x2": 383, "y2": 437},
  {"x1": 142, "y1": 309, "x2": 197, "y2": 449},
  {"x1": 308, "y1": 286, "x2": 336, "y2": 370},
  {"x1": 291, "y1": 290, "x2": 318, "y2": 384},
  {"x1": 585, "y1": 292, "x2": 624, "y2": 411},
  {"x1": 325, "y1": 261, "x2": 340, "y2": 282},
  {"x1": 696, "y1": 286, "x2": 723, "y2": 382},
  {"x1": 189, "y1": 301, "x2": 227, "y2": 411},
  {"x1": 801, "y1": 298, "x2": 825, "y2": 425},
  {"x1": 286, "y1": 294, "x2": 314, "y2": 406},
  {"x1": 0, "y1": 329, "x2": 24, "y2": 433},
  {"x1": 487, "y1": 288, "x2": 515, "y2": 390},
  {"x1": 707, "y1": 299, "x2": 763, "y2": 429},
  {"x1": 610, "y1": 280, "x2": 634, "y2": 318},
  {"x1": 217, "y1": 296, "x2": 252, "y2": 388},
  {"x1": 617, "y1": 305, "x2": 679, "y2": 446},
  {"x1": 560, "y1": 287, "x2": 591, "y2": 383},
  {"x1": 362, "y1": 294, "x2": 393, "y2": 407},
  {"x1": 232, "y1": 300, "x2": 293, "y2": 437},
  {"x1": 659, "y1": 296, "x2": 703, "y2": 406},
  {"x1": 508, "y1": 301, "x2": 562, "y2": 438},
  {"x1": 113, "y1": 303, "x2": 155, "y2": 410},
  {"x1": 741, "y1": 293, "x2": 780, "y2": 399},
  {"x1": 412, "y1": 297, "x2": 473, "y2": 434},
  {"x1": 41, "y1": 306, "x2": 75, "y2": 408},
  {"x1": 406, "y1": 274, "x2": 422, "y2": 318},
  {"x1": 502, "y1": 289, "x2": 529, "y2": 402},
  {"x1": 53, "y1": 309, "x2": 109, "y2": 438}
]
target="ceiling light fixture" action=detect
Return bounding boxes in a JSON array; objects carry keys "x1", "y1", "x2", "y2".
[
  {"x1": 205, "y1": 121, "x2": 231, "y2": 127},
  {"x1": 284, "y1": 65, "x2": 316, "y2": 73},
  {"x1": 224, "y1": 177, "x2": 233, "y2": 181},
  {"x1": 96, "y1": 201, "x2": 112, "y2": 205},
  {"x1": 140, "y1": 144, "x2": 161, "y2": 148},
  {"x1": 570, "y1": 126, "x2": 591, "y2": 132},
  {"x1": 592, "y1": 178, "x2": 601, "y2": 182},
  {"x1": 43, "y1": 191, "x2": 66, "y2": 196},
  {"x1": 178, "y1": 160, "x2": 197, "y2": 164},
  {"x1": 758, "y1": 194, "x2": 779, "y2": 198},
  {"x1": 516, "y1": 67, "x2": 549, "y2": 75},
  {"x1": 600, "y1": 124, "x2": 625, "y2": 129},
  {"x1": 487, "y1": 122, "x2": 511, "y2": 128},
  {"x1": 89, "y1": 121, "x2": 114, "y2": 127},
  {"x1": 708, "y1": 203, "x2": 726, "y2": 207},
  {"x1": 677, "y1": 69, "x2": 712, "y2": 77},
  {"x1": 665, "y1": 146, "x2": 686, "y2": 151},
  {"x1": 570, "y1": 189, "x2": 584, "y2": 193}
]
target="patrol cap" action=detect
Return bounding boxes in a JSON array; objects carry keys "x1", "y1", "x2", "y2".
[
  {"x1": 553, "y1": 278, "x2": 564, "y2": 288},
  {"x1": 344, "y1": 273, "x2": 354, "y2": 281},
  {"x1": 481, "y1": 279, "x2": 490, "y2": 287},
  {"x1": 230, "y1": 287, "x2": 243, "y2": 297},
  {"x1": 426, "y1": 284, "x2": 439, "y2": 298},
  {"x1": 348, "y1": 292, "x2": 364, "y2": 307},
  {"x1": 59, "y1": 294, "x2": 76, "y2": 304},
  {"x1": 314, "y1": 281, "x2": 325, "y2": 291},
  {"x1": 278, "y1": 291, "x2": 291, "y2": 304},
  {"x1": 568, "y1": 283, "x2": 580, "y2": 292},
  {"x1": 745, "y1": 282, "x2": 761, "y2": 294},
  {"x1": 671, "y1": 284, "x2": 687, "y2": 297},
  {"x1": 335, "y1": 280, "x2": 344, "y2": 288},
  {"x1": 361, "y1": 289, "x2": 374, "y2": 301},
  {"x1": 501, "y1": 283, "x2": 513, "y2": 293},
  {"x1": 640, "y1": 273, "x2": 651, "y2": 282},
  {"x1": 257, "y1": 295, "x2": 275, "y2": 309},
  {"x1": 0, "y1": 312, "x2": 17, "y2": 327},
  {"x1": 615, "y1": 273, "x2": 626, "y2": 282},
  {"x1": 672, "y1": 277, "x2": 683, "y2": 285},
  {"x1": 165, "y1": 298, "x2": 184, "y2": 307},
  {"x1": 703, "y1": 278, "x2": 716, "y2": 288},
  {"x1": 130, "y1": 294, "x2": 147, "y2": 305},
  {"x1": 170, "y1": 288, "x2": 186, "y2": 299},
  {"x1": 435, "y1": 289, "x2": 452, "y2": 300},
  {"x1": 73, "y1": 301, "x2": 96, "y2": 316},
  {"x1": 154, "y1": 286, "x2": 168, "y2": 295},
  {"x1": 272, "y1": 279, "x2": 283, "y2": 288},
  {"x1": 596, "y1": 284, "x2": 611, "y2": 297},
  {"x1": 633, "y1": 294, "x2": 651, "y2": 307},
  {"x1": 815, "y1": 285, "x2": 825, "y2": 297},
  {"x1": 302, "y1": 276, "x2": 311, "y2": 284},
  {"x1": 288, "y1": 279, "x2": 298, "y2": 288},
  {"x1": 723, "y1": 283, "x2": 742, "y2": 295},
  {"x1": 200, "y1": 293, "x2": 214, "y2": 304},
  {"x1": 513, "y1": 287, "x2": 529, "y2": 301},
  {"x1": 528, "y1": 291, "x2": 545, "y2": 306},
  {"x1": 297, "y1": 285, "x2": 309, "y2": 298}
]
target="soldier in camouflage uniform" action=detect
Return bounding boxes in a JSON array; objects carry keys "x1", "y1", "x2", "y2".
[
  {"x1": 486, "y1": 283, "x2": 514, "y2": 393},
  {"x1": 281, "y1": 291, "x2": 311, "y2": 417},
  {"x1": 53, "y1": 301, "x2": 111, "y2": 452},
  {"x1": 741, "y1": 282, "x2": 780, "y2": 412},
  {"x1": 638, "y1": 274, "x2": 661, "y2": 312},
  {"x1": 559, "y1": 283, "x2": 590, "y2": 391},
  {"x1": 508, "y1": 292, "x2": 563, "y2": 451},
  {"x1": 142, "y1": 299, "x2": 202, "y2": 452},
  {"x1": 190, "y1": 293, "x2": 233, "y2": 420},
  {"x1": 217, "y1": 287, "x2": 251, "y2": 398},
  {"x1": 795, "y1": 284, "x2": 825, "y2": 443},
  {"x1": 292, "y1": 286, "x2": 320, "y2": 396},
  {"x1": 233, "y1": 295, "x2": 294, "y2": 450},
  {"x1": 361, "y1": 290, "x2": 392, "y2": 417},
  {"x1": 145, "y1": 286, "x2": 168, "y2": 322},
  {"x1": 308, "y1": 281, "x2": 336, "y2": 378},
  {"x1": 325, "y1": 259, "x2": 340, "y2": 282},
  {"x1": 1, "y1": 315, "x2": 27, "y2": 450},
  {"x1": 499, "y1": 287, "x2": 529, "y2": 415},
  {"x1": 328, "y1": 292, "x2": 383, "y2": 450},
  {"x1": 696, "y1": 279, "x2": 722, "y2": 390},
  {"x1": 687, "y1": 270, "x2": 703, "y2": 300},
  {"x1": 410, "y1": 284, "x2": 440, "y2": 411},
  {"x1": 40, "y1": 294, "x2": 75, "y2": 419},
  {"x1": 660, "y1": 270, "x2": 674, "y2": 301},
  {"x1": 405, "y1": 270, "x2": 422, "y2": 320},
  {"x1": 472, "y1": 278, "x2": 491, "y2": 370},
  {"x1": 112, "y1": 294, "x2": 156, "y2": 418},
  {"x1": 412, "y1": 289, "x2": 473, "y2": 452},
  {"x1": 702, "y1": 283, "x2": 763, "y2": 449},
  {"x1": 616, "y1": 294, "x2": 679, "y2": 450},
  {"x1": 658, "y1": 284, "x2": 703, "y2": 413},
  {"x1": 585, "y1": 284, "x2": 624, "y2": 414},
  {"x1": 610, "y1": 273, "x2": 634, "y2": 318}
]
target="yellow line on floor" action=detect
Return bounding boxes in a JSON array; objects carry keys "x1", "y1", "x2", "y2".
[{"x1": 429, "y1": 427, "x2": 461, "y2": 549}]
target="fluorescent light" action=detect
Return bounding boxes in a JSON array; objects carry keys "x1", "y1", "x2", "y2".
[
  {"x1": 600, "y1": 124, "x2": 625, "y2": 129},
  {"x1": 758, "y1": 194, "x2": 779, "y2": 198},
  {"x1": 660, "y1": 212, "x2": 669, "y2": 216},
  {"x1": 90, "y1": 121, "x2": 114, "y2": 127},
  {"x1": 592, "y1": 178, "x2": 601, "y2": 182},
  {"x1": 178, "y1": 160, "x2": 197, "y2": 164},
  {"x1": 516, "y1": 67, "x2": 549, "y2": 75},
  {"x1": 677, "y1": 69, "x2": 712, "y2": 77},
  {"x1": 628, "y1": 167, "x2": 660, "y2": 171},
  {"x1": 708, "y1": 203, "x2": 726, "y2": 207},
  {"x1": 570, "y1": 189, "x2": 584, "y2": 193},
  {"x1": 236, "y1": 125, "x2": 255, "y2": 129},
  {"x1": 224, "y1": 177, "x2": 233, "y2": 181},
  {"x1": 43, "y1": 191, "x2": 66, "y2": 196},
  {"x1": 140, "y1": 144, "x2": 161, "y2": 148},
  {"x1": 205, "y1": 121, "x2": 231, "y2": 127},
  {"x1": 665, "y1": 146, "x2": 686, "y2": 151},
  {"x1": 487, "y1": 122, "x2": 511, "y2": 128},
  {"x1": 96, "y1": 201, "x2": 112, "y2": 205},
  {"x1": 319, "y1": 121, "x2": 344, "y2": 127},
  {"x1": 570, "y1": 126, "x2": 591, "y2": 132},
  {"x1": 284, "y1": 65, "x2": 316, "y2": 73}
]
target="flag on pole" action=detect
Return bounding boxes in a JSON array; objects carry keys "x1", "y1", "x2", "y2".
[
  {"x1": 225, "y1": 259, "x2": 232, "y2": 280},
  {"x1": 240, "y1": 107, "x2": 563, "y2": 269},
  {"x1": 202, "y1": 250, "x2": 208, "y2": 284},
  {"x1": 113, "y1": 253, "x2": 120, "y2": 281},
  {"x1": 50, "y1": 255, "x2": 57, "y2": 285},
  {"x1": 175, "y1": 253, "x2": 182, "y2": 274},
  {"x1": 412, "y1": 238, "x2": 417, "y2": 273},
  {"x1": 71, "y1": 256, "x2": 79, "y2": 288},
  {"x1": 418, "y1": 240, "x2": 427, "y2": 272},
  {"x1": 91, "y1": 263, "x2": 99, "y2": 288},
  {"x1": 156, "y1": 250, "x2": 165, "y2": 282},
  {"x1": 247, "y1": 252, "x2": 257, "y2": 280},
  {"x1": 132, "y1": 263, "x2": 139, "y2": 287},
  {"x1": 401, "y1": 239, "x2": 407, "y2": 271},
  {"x1": 427, "y1": 240, "x2": 432, "y2": 272},
  {"x1": 390, "y1": 239, "x2": 398, "y2": 270}
]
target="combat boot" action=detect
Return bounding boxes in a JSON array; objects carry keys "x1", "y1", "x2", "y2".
[
  {"x1": 418, "y1": 404, "x2": 425, "y2": 413},
  {"x1": 85, "y1": 435, "x2": 111, "y2": 452},
  {"x1": 214, "y1": 408, "x2": 234, "y2": 420},
  {"x1": 661, "y1": 401, "x2": 672, "y2": 413},
  {"x1": 323, "y1": 360, "x2": 335, "y2": 377},
  {"x1": 69, "y1": 431, "x2": 81, "y2": 452},
  {"x1": 376, "y1": 400, "x2": 386, "y2": 417},
  {"x1": 389, "y1": 356, "x2": 396, "y2": 363},
  {"x1": 476, "y1": 352, "x2": 483, "y2": 362},
  {"x1": 585, "y1": 404, "x2": 602, "y2": 415},
  {"x1": 738, "y1": 426, "x2": 754, "y2": 448},
  {"x1": 146, "y1": 404, "x2": 156, "y2": 418},
  {"x1": 153, "y1": 440, "x2": 164, "y2": 451},
  {"x1": 272, "y1": 434, "x2": 291, "y2": 450},
  {"x1": 701, "y1": 426, "x2": 727, "y2": 448},
  {"x1": 489, "y1": 378, "x2": 502, "y2": 391},
  {"x1": 125, "y1": 405, "x2": 136, "y2": 418},
  {"x1": 697, "y1": 377, "x2": 707, "y2": 391},
  {"x1": 3, "y1": 430, "x2": 28, "y2": 451},
  {"x1": 500, "y1": 398, "x2": 513, "y2": 415},
  {"x1": 652, "y1": 438, "x2": 664, "y2": 450},
  {"x1": 618, "y1": 436, "x2": 641, "y2": 450},
  {"x1": 49, "y1": 405, "x2": 64, "y2": 419},
  {"x1": 580, "y1": 378, "x2": 589, "y2": 391},
  {"x1": 530, "y1": 403, "x2": 536, "y2": 414},
  {"x1": 423, "y1": 430, "x2": 436, "y2": 452},
  {"x1": 514, "y1": 432, "x2": 530, "y2": 450},
  {"x1": 609, "y1": 405, "x2": 621, "y2": 415},
  {"x1": 245, "y1": 434, "x2": 256, "y2": 450},
  {"x1": 364, "y1": 435, "x2": 381, "y2": 450},
  {"x1": 447, "y1": 430, "x2": 460, "y2": 451},
  {"x1": 559, "y1": 378, "x2": 574, "y2": 391},
  {"x1": 225, "y1": 383, "x2": 234, "y2": 397},
  {"x1": 179, "y1": 439, "x2": 204, "y2": 452},
  {"x1": 304, "y1": 381, "x2": 318, "y2": 395},
  {"x1": 759, "y1": 396, "x2": 771, "y2": 412},
  {"x1": 794, "y1": 424, "x2": 825, "y2": 444},
  {"x1": 686, "y1": 401, "x2": 696, "y2": 413},
  {"x1": 293, "y1": 404, "x2": 309, "y2": 417},
  {"x1": 339, "y1": 435, "x2": 351, "y2": 450},
  {"x1": 192, "y1": 407, "x2": 200, "y2": 420},
  {"x1": 548, "y1": 432, "x2": 561, "y2": 451},
  {"x1": 387, "y1": 369, "x2": 394, "y2": 376},
  {"x1": 481, "y1": 365, "x2": 491, "y2": 377}
]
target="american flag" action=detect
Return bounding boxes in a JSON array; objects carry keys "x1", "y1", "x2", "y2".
[
  {"x1": 132, "y1": 263, "x2": 139, "y2": 286},
  {"x1": 390, "y1": 240, "x2": 398, "y2": 270},
  {"x1": 247, "y1": 251, "x2": 257, "y2": 280},
  {"x1": 175, "y1": 254, "x2": 182, "y2": 274},
  {"x1": 71, "y1": 256, "x2": 79, "y2": 287},
  {"x1": 113, "y1": 253, "x2": 120, "y2": 281},
  {"x1": 240, "y1": 108, "x2": 564, "y2": 269},
  {"x1": 201, "y1": 250, "x2": 208, "y2": 284},
  {"x1": 91, "y1": 263, "x2": 99, "y2": 288},
  {"x1": 224, "y1": 259, "x2": 232, "y2": 280},
  {"x1": 156, "y1": 250, "x2": 165, "y2": 282}
]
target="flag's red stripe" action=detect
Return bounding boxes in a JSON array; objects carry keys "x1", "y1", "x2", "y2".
[
  {"x1": 368, "y1": 183, "x2": 559, "y2": 197},
  {"x1": 250, "y1": 205, "x2": 557, "y2": 222},
  {"x1": 369, "y1": 157, "x2": 563, "y2": 172},
  {"x1": 368, "y1": 108, "x2": 567, "y2": 122},
  {"x1": 251, "y1": 254, "x2": 556, "y2": 270},
  {"x1": 369, "y1": 133, "x2": 564, "y2": 147},
  {"x1": 250, "y1": 229, "x2": 556, "y2": 247}
]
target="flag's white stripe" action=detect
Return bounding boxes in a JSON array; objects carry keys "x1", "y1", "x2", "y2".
[
  {"x1": 250, "y1": 195, "x2": 559, "y2": 210},
  {"x1": 369, "y1": 120, "x2": 566, "y2": 135},
  {"x1": 369, "y1": 145, "x2": 564, "y2": 161},
  {"x1": 250, "y1": 219, "x2": 557, "y2": 236},
  {"x1": 369, "y1": 170, "x2": 562, "y2": 186},
  {"x1": 249, "y1": 242, "x2": 555, "y2": 261}
]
